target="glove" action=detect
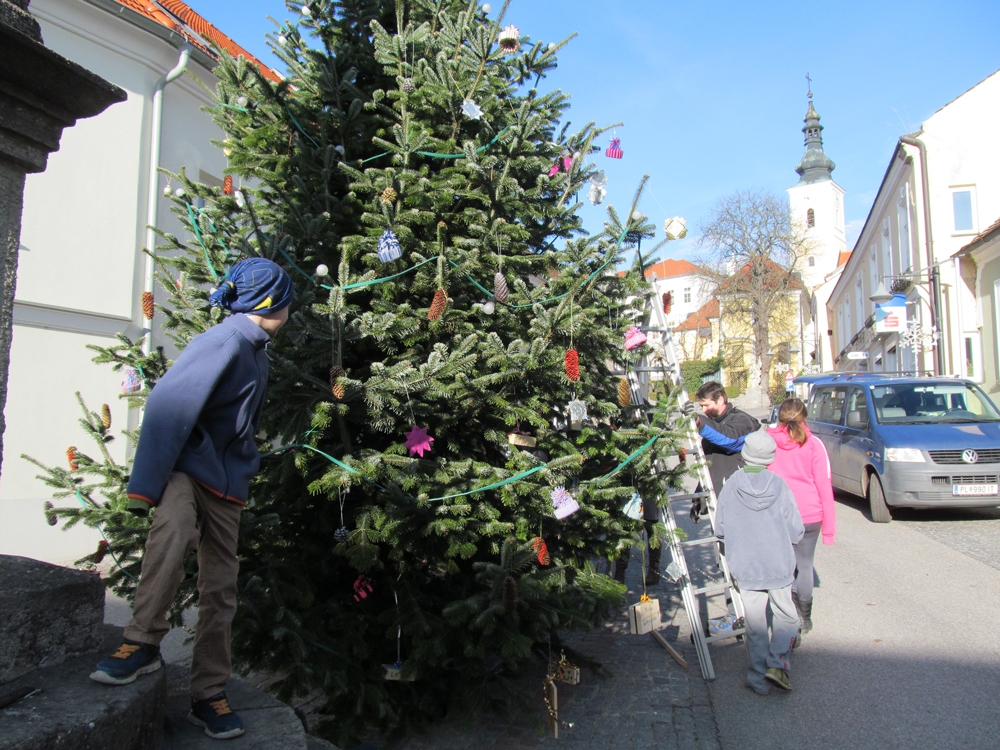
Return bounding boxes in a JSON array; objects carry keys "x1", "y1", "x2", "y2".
[
  {"x1": 127, "y1": 496, "x2": 151, "y2": 517},
  {"x1": 690, "y1": 496, "x2": 703, "y2": 524},
  {"x1": 681, "y1": 401, "x2": 696, "y2": 417}
]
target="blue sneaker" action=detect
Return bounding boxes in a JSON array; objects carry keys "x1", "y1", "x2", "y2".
[
  {"x1": 189, "y1": 692, "x2": 245, "y2": 739},
  {"x1": 90, "y1": 639, "x2": 161, "y2": 685}
]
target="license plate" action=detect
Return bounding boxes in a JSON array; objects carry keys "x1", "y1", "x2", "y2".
[{"x1": 953, "y1": 484, "x2": 999, "y2": 496}]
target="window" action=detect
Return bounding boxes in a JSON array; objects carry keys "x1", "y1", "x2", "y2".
[
  {"x1": 808, "y1": 256, "x2": 815, "y2": 267},
  {"x1": 869, "y1": 248, "x2": 878, "y2": 302},
  {"x1": 886, "y1": 344, "x2": 897, "y2": 374},
  {"x1": 897, "y1": 188, "x2": 910, "y2": 273},
  {"x1": 845, "y1": 388, "x2": 869, "y2": 430},
  {"x1": 951, "y1": 186, "x2": 978, "y2": 234},
  {"x1": 683, "y1": 287, "x2": 691, "y2": 303},
  {"x1": 965, "y1": 334, "x2": 982, "y2": 382},
  {"x1": 811, "y1": 386, "x2": 847, "y2": 425},
  {"x1": 855, "y1": 279, "x2": 864, "y2": 326},
  {"x1": 807, "y1": 208, "x2": 815, "y2": 228}
]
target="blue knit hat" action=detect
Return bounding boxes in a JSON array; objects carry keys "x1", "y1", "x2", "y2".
[{"x1": 209, "y1": 258, "x2": 293, "y2": 314}]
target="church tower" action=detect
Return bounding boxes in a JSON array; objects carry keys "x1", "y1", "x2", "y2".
[{"x1": 787, "y1": 89, "x2": 846, "y2": 293}]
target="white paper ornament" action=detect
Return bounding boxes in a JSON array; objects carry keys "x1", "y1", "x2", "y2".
[
  {"x1": 498, "y1": 24, "x2": 520, "y2": 53},
  {"x1": 588, "y1": 184, "x2": 606, "y2": 205},
  {"x1": 234, "y1": 190, "x2": 246, "y2": 208},
  {"x1": 461, "y1": 99, "x2": 483, "y2": 120},
  {"x1": 316, "y1": 264, "x2": 329, "y2": 277}
]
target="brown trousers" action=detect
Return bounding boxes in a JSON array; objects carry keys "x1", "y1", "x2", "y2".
[{"x1": 124, "y1": 472, "x2": 241, "y2": 701}]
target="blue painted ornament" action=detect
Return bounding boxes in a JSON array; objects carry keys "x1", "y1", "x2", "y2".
[
  {"x1": 121, "y1": 367, "x2": 142, "y2": 394},
  {"x1": 378, "y1": 229, "x2": 402, "y2": 263}
]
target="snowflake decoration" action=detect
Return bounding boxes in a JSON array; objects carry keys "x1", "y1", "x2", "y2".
[
  {"x1": 900, "y1": 323, "x2": 939, "y2": 354},
  {"x1": 461, "y1": 98, "x2": 483, "y2": 120}
]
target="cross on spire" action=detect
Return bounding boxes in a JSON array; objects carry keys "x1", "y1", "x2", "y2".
[{"x1": 806, "y1": 72, "x2": 813, "y2": 100}]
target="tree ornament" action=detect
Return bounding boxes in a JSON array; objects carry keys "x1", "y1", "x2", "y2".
[
  {"x1": 551, "y1": 651, "x2": 581, "y2": 685},
  {"x1": 236, "y1": 95, "x2": 249, "y2": 108},
  {"x1": 662, "y1": 292, "x2": 672, "y2": 315},
  {"x1": 482, "y1": 3, "x2": 491, "y2": 13},
  {"x1": 588, "y1": 170, "x2": 607, "y2": 205},
  {"x1": 330, "y1": 365, "x2": 346, "y2": 400},
  {"x1": 479, "y1": 299, "x2": 495, "y2": 315},
  {"x1": 141, "y1": 291, "x2": 154, "y2": 320},
  {"x1": 378, "y1": 229, "x2": 402, "y2": 262},
  {"x1": 401, "y1": 77, "x2": 416, "y2": 94},
  {"x1": 664, "y1": 216, "x2": 687, "y2": 240},
  {"x1": 605, "y1": 137, "x2": 623, "y2": 159},
  {"x1": 567, "y1": 399, "x2": 588, "y2": 430},
  {"x1": 162, "y1": 185, "x2": 172, "y2": 197},
  {"x1": 498, "y1": 24, "x2": 520, "y2": 53},
  {"x1": 404, "y1": 425, "x2": 434, "y2": 457},
  {"x1": 234, "y1": 190, "x2": 246, "y2": 208},
  {"x1": 618, "y1": 378, "x2": 631, "y2": 407},
  {"x1": 533, "y1": 537, "x2": 550, "y2": 566},
  {"x1": 551, "y1": 486, "x2": 579, "y2": 519},
  {"x1": 222, "y1": 140, "x2": 232, "y2": 157},
  {"x1": 564, "y1": 349, "x2": 580, "y2": 381},
  {"x1": 334, "y1": 526, "x2": 350, "y2": 543},
  {"x1": 277, "y1": 34, "x2": 287, "y2": 45},
  {"x1": 300, "y1": 4, "x2": 311, "y2": 16},
  {"x1": 173, "y1": 187, "x2": 186, "y2": 198},
  {"x1": 624, "y1": 325, "x2": 647, "y2": 351},
  {"x1": 493, "y1": 272, "x2": 509, "y2": 303},
  {"x1": 502, "y1": 575, "x2": 518, "y2": 612},
  {"x1": 623, "y1": 492, "x2": 644, "y2": 520},
  {"x1": 93, "y1": 539, "x2": 109, "y2": 564},
  {"x1": 316, "y1": 264, "x2": 329, "y2": 277},
  {"x1": 548, "y1": 42, "x2": 556, "y2": 50},
  {"x1": 380, "y1": 186, "x2": 397, "y2": 204},
  {"x1": 121, "y1": 367, "x2": 142, "y2": 394},
  {"x1": 428, "y1": 288, "x2": 448, "y2": 320},
  {"x1": 67, "y1": 446, "x2": 79, "y2": 471},
  {"x1": 101, "y1": 404, "x2": 111, "y2": 430},
  {"x1": 223, "y1": 175, "x2": 233, "y2": 195},
  {"x1": 353, "y1": 574, "x2": 373, "y2": 601},
  {"x1": 678, "y1": 447, "x2": 687, "y2": 463},
  {"x1": 44, "y1": 501, "x2": 57, "y2": 526},
  {"x1": 461, "y1": 99, "x2": 483, "y2": 120}
]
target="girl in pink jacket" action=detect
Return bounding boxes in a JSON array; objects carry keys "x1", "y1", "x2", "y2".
[{"x1": 766, "y1": 398, "x2": 835, "y2": 641}]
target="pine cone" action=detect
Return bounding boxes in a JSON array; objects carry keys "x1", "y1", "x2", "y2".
[
  {"x1": 141, "y1": 291, "x2": 154, "y2": 320},
  {"x1": 533, "y1": 537, "x2": 550, "y2": 566},
  {"x1": 663, "y1": 291, "x2": 672, "y2": 315},
  {"x1": 493, "y1": 272, "x2": 509, "y2": 303},
  {"x1": 44, "y1": 501, "x2": 57, "y2": 527},
  {"x1": 428, "y1": 288, "x2": 448, "y2": 320},
  {"x1": 67, "y1": 446, "x2": 79, "y2": 471},
  {"x1": 223, "y1": 175, "x2": 233, "y2": 195},
  {"x1": 678, "y1": 447, "x2": 687, "y2": 463},
  {"x1": 565, "y1": 349, "x2": 580, "y2": 381},
  {"x1": 330, "y1": 365, "x2": 346, "y2": 399},
  {"x1": 101, "y1": 404, "x2": 111, "y2": 430},
  {"x1": 334, "y1": 526, "x2": 350, "y2": 543},
  {"x1": 618, "y1": 378, "x2": 631, "y2": 407},
  {"x1": 401, "y1": 77, "x2": 416, "y2": 94},
  {"x1": 380, "y1": 186, "x2": 397, "y2": 204},
  {"x1": 93, "y1": 540, "x2": 109, "y2": 564},
  {"x1": 502, "y1": 575, "x2": 518, "y2": 613}
]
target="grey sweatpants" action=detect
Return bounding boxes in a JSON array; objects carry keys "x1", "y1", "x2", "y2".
[
  {"x1": 793, "y1": 522, "x2": 822, "y2": 603},
  {"x1": 740, "y1": 585, "x2": 799, "y2": 694}
]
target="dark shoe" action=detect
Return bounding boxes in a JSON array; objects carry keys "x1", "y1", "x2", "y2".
[
  {"x1": 613, "y1": 559, "x2": 627, "y2": 583},
  {"x1": 90, "y1": 639, "x2": 161, "y2": 685},
  {"x1": 800, "y1": 600, "x2": 813, "y2": 633},
  {"x1": 189, "y1": 692, "x2": 245, "y2": 739},
  {"x1": 646, "y1": 567, "x2": 661, "y2": 585},
  {"x1": 765, "y1": 667, "x2": 792, "y2": 691}
]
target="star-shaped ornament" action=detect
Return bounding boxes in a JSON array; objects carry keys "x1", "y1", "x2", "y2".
[
  {"x1": 461, "y1": 98, "x2": 483, "y2": 120},
  {"x1": 404, "y1": 425, "x2": 434, "y2": 457}
]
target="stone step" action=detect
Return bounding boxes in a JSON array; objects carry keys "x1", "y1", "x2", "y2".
[
  {"x1": 0, "y1": 555, "x2": 105, "y2": 684},
  {"x1": 0, "y1": 651, "x2": 166, "y2": 750}
]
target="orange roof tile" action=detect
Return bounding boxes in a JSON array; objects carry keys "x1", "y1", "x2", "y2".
[
  {"x1": 837, "y1": 250, "x2": 852, "y2": 267},
  {"x1": 675, "y1": 299, "x2": 719, "y2": 331},
  {"x1": 112, "y1": 0, "x2": 281, "y2": 83},
  {"x1": 644, "y1": 258, "x2": 702, "y2": 280}
]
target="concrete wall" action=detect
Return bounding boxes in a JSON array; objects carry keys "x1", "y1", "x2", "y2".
[{"x1": 1, "y1": 0, "x2": 228, "y2": 564}]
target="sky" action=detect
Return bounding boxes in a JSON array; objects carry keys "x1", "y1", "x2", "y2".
[{"x1": 189, "y1": 0, "x2": 1000, "y2": 263}]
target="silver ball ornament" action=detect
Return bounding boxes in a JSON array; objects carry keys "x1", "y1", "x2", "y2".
[
  {"x1": 482, "y1": 3, "x2": 491, "y2": 12},
  {"x1": 173, "y1": 188, "x2": 186, "y2": 198},
  {"x1": 334, "y1": 526, "x2": 350, "y2": 543},
  {"x1": 402, "y1": 77, "x2": 416, "y2": 94},
  {"x1": 316, "y1": 264, "x2": 329, "y2": 277},
  {"x1": 300, "y1": 4, "x2": 311, "y2": 15},
  {"x1": 481, "y1": 300, "x2": 495, "y2": 315},
  {"x1": 163, "y1": 185, "x2": 172, "y2": 197},
  {"x1": 236, "y1": 95, "x2": 249, "y2": 108}
]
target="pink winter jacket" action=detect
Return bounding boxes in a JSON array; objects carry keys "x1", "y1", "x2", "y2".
[{"x1": 766, "y1": 425, "x2": 836, "y2": 544}]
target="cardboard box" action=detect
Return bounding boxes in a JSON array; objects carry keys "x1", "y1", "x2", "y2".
[{"x1": 629, "y1": 598, "x2": 661, "y2": 635}]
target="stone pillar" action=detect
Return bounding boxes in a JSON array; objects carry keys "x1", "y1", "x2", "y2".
[{"x1": 0, "y1": 0, "x2": 125, "y2": 476}]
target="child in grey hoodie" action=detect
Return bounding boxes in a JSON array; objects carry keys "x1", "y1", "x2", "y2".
[{"x1": 715, "y1": 431, "x2": 804, "y2": 694}]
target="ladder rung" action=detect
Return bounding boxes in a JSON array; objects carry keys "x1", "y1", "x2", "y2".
[
  {"x1": 693, "y1": 583, "x2": 733, "y2": 596},
  {"x1": 668, "y1": 492, "x2": 712, "y2": 502},
  {"x1": 679, "y1": 537, "x2": 718, "y2": 547},
  {"x1": 705, "y1": 629, "x2": 745, "y2": 643}
]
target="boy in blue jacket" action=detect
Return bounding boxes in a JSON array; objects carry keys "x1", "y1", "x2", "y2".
[
  {"x1": 715, "y1": 431, "x2": 804, "y2": 695},
  {"x1": 90, "y1": 258, "x2": 293, "y2": 740}
]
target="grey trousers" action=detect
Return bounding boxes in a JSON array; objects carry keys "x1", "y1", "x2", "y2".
[
  {"x1": 793, "y1": 522, "x2": 822, "y2": 603},
  {"x1": 740, "y1": 585, "x2": 798, "y2": 694},
  {"x1": 124, "y1": 472, "x2": 242, "y2": 701}
]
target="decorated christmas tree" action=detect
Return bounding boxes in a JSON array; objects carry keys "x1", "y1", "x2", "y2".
[{"x1": 28, "y1": 0, "x2": 689, "y2": 742}]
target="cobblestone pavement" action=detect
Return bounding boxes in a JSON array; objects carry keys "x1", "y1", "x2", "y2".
[
  {"x1": 834, "y1": 490, "x2": 1000, "y2": 571},
  {"x1": 385, "y1": 550, "x2": 720, "y2": 750}
]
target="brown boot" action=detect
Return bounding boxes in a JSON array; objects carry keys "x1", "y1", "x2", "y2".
[{"x1": 646, "y1": 545, "x2": 661, "y2": 585}]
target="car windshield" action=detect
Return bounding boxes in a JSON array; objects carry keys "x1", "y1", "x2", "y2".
[{"x1": 871, "y1": 382, "x2": 1000, "y2": 424}]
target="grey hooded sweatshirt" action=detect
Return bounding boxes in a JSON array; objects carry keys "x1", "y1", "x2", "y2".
[{"x1": 715, "y1": 469, "x2": 805, "y2": 591}]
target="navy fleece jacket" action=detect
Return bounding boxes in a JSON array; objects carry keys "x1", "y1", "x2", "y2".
[
  {"x1": 127, "y1": 314, "x2": 271, "y2": 508},
  {"x1": 697, "y1": 405, "x2": 760, "y2": 494}
]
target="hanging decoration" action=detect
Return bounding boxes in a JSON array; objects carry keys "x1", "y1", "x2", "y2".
[
  {"x1": 623, "y1": 492, "x2": 643, "y2": 520},
  {"x1": 678, "y1": 446, "x2": 687, "y2": 463},
  {"x1": 44, "y1": 501, "x2": 57, "y2": 527},
  {"x1": 497, "y1": 24, "x2": 520, "y2": 53},
  {"x1": 380, "y1": 186, "x2": 397, "y2": 204},
  {"x1": 624, "y1": 325, "x2": 647, "y2": 351},
  {"x1": 67, "y1": 446, "x2": 79, "y2": 471},
  {"x1": 378, "y1": 229, "x2": 402, "y2": 263},
  {"x1": 549, "y1": 651, "x2": 580, "y2": 685},
  {"x1": 493, "y1": 272, "x2": 508, "y2": 303},
  {"x1": 428, "y1": 288, "x2": 448, "y2": 320},
  {"x1": 547, "y1": 153, "x2": 573, "y2": 176},
  {"x1": 605, "y1": 137, "x2": 623, "y2": 159},
  {"x1": 121, "y1": 367, "x2": 142, "y2": 394},
  {"x1": 330, "y1": 365, "x2": 346, "y2": 400},
  {"x1": 93, "y1": 540, "x2": 109, "y2": 564},
  {"x1": 551, "y1": 486, "x2": 579, "y2": 519},
  {"x1": 533, "y1": 537, "x2": 550, "y2": 565},
  {"x1": 101, "y1": 404, "x2": 112, "y2": 430},
  {"x1": 662, "y1": 291, "x2": 672, "y2": 315},
  {"x1": 334, "y1": 486, "x2": 350, "y2": 542},
  {"x1": 618, "y1": 378, "x2": 631, "y2": 407},
  {"x1": 401, "y1": 77, "x2": 416, "y2": 94},
  {"x1": 353, "y1": 575, "x2": 373, "y2": 601},
  {"x1": 588, "y1": 170, "x2": 607, "y2": 205},
  {"x1": 141, "y1": 291, "x2": 154, "y2": 320},
  {"x1": 461, "y1": 99, "x2": 483, "y2": 120},
  {"x1": 564, "y1": 349, "x2": 580, "y2": 381},
  {"x1": 222, "y1": 175, "x2": 233, "y2": 195},
  {"x1": 404, "y1": 425, "x2": 434, "y2": 457},
  {"x1": 567, "y1": 399, "x2": 587, "y2": 430}
]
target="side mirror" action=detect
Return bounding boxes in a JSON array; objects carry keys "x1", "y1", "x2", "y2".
[{"x1": 846, "y1": 410, "x2": 868, "y2": 430}]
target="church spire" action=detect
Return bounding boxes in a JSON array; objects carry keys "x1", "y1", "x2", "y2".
[{"x1": 794, "y1": 79, "x2": 835, "y2": 185}]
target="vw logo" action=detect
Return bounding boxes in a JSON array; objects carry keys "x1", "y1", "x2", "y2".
[{"x1": 962, "y1": 449, "x2": 979, "y2": 464}]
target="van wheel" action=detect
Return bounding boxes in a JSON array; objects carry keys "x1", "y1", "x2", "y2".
[{"x1": 867, "y1": 474, "x2": 891, "y2": 523}]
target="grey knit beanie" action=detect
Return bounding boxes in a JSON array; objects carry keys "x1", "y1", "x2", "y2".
[{"x1": 742, "y1": 431, "x2": 776, "y2": 467}]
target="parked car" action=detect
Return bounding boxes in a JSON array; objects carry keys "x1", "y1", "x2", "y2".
[
  {"x1": 766, "y1": 404, "x2": 780, "y2": 429},
  {"x1": 794, "y1": 373, "x2": 1000, "y2": 522}
]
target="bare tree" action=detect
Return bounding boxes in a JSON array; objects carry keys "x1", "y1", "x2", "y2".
[{"x1": 698, "y1": 189, "x2": 811, "y2": 396}]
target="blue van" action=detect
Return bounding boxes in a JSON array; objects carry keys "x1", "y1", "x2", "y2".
[{"x1": 791, "y1": 373, "x2": 1000, "y2": 522}]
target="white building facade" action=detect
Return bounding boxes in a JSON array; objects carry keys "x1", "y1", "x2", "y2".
[
  {"x1": 1, "y1": 0, "x2": 275, "y2": 564},
  {"x1": 828, "y1": 69, "x2": 1000, "y2": 379}
]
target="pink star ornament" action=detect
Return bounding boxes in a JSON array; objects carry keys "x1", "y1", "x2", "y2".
[{"x1": 404, "y1": 425, "x2": 434, "y2": 457}]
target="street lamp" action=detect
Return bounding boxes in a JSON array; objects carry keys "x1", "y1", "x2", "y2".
[{"x1": 869, "y1": 281, "x2": 893, "y2": 305}]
